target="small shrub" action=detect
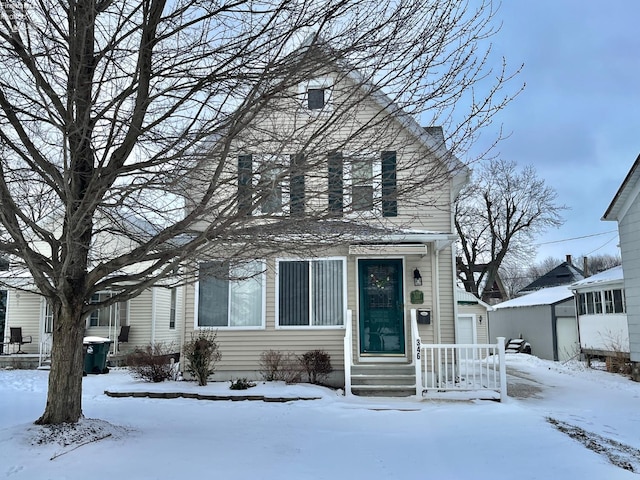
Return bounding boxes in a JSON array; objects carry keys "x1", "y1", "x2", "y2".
[
  {"x1": 127, "y1": 342, "x2": 176, "y2": 383},
  {"x1": 229, "y1": 378, "x2": 256, "y2": 390},
  {"x1": 259, "y1": 350, "x2": 302, "y2": 384},
  {"x1": 184, "y1": 330, "x2": 221, "y2": 386},
  {"x1": 259, "y1": 350, "x2": 284, "y2": 381},
  {"x1": 280, "y1": 353, "x2": 304, "y2": 384},
  {"x1": 299, "y1": 350, "x2": 333, "y2": 385},
  {"x1": 601, "y1": 330, "x2": 632, "y2": 375}
]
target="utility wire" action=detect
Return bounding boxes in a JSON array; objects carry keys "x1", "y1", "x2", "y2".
[
  {"x1": 585, "y1": 235, "x2": 619, "y2": 256},
  {"x1": 536, "y1": 230, "x2": 618, "y2": 246}
]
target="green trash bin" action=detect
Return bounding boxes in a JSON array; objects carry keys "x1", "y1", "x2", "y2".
[{"x1": 83, "y1": 336, "x2": 113, "y2": 374}]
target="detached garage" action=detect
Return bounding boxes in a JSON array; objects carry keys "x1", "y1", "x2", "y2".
[
  {"x1": 456, "y1": 288, "x2": 491, "y2": 345},
  {"x1": 488, "y1": 285, "x2": 579, "y2": 361}
]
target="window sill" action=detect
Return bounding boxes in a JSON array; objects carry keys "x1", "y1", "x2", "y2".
[
  {"x1": 275, "y1": 325, "x2": 346, "y2": 330},
  {"x1": 195, "y1": 326, "x2": 266, "y2": 331}
]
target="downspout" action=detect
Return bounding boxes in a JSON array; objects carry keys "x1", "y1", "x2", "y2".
[
  {"x1": 451, "y1": 245, "x2": 460, "y2": 344},
  {"x1": 431, "y1": 243, "x2": 441, "y2": 344}
]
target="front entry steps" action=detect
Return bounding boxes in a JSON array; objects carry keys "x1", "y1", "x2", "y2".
[{"x1": 350, "y1": 363, "x2": 416, "y2": 397}]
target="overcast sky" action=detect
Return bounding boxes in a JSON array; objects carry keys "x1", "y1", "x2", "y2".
[{"x1": 464, "y1": 0, "x2": 639, "y2": 266}]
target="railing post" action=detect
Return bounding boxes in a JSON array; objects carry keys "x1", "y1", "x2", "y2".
[
  {"x1": 411, "y1": 309, "x2": 423, "y2": 396},
  {"x1": 497, "y1": 337, "x2": 507, "y2": 402},
  {"x1": 343, "y1": 310, "x2": 353, "y2": 396}
]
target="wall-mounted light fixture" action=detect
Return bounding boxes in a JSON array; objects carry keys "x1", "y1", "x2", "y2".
[
  {"x1": 413, "y1": 268, "x2": 422, "y2": 286},
  {"x1": 478, "y1": 315, "x2": 483, "y2": 324}
]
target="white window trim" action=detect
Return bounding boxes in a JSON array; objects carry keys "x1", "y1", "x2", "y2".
[
  {"x1": 577, "y1": 287, "x2": 626, "y2": 316},
  {"x1": 252, "y1": 154, "x2": 290, "y2": 216},
  {"x1": 299, "y1": 76, "x2": 334, "y2": 114},
  {"x1": 342, "y1": 151, "x2": 382, "y2": 218},
  {"x1": 194, "y1": 261, "x2": 267, "y2": 330},
  {"x1": 275, "y1": 256, "x2": 347, "y2": 330},
  {"x1": 40, "y1": 298, "x2": 53, "y2": 335}
]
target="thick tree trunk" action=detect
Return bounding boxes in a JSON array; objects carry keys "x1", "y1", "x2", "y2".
[{"x1": 35, "y1": 303, "x2": 86, "y2": 425}]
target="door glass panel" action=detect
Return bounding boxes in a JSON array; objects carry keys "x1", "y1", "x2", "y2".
[{"x1": 359, "y1": 259, "x2": 404, "y2": 354}]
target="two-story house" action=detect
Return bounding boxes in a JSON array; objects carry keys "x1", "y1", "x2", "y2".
[{"x1": 182, "y1": 41, "x2": 473, "y2": 396}]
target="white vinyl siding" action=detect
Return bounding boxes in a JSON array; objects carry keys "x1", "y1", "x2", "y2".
[{"x1": 618, "y1": 190, "x2": 640, "y2": 362}]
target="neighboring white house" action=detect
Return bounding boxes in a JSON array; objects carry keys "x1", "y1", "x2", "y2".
[
  {"x1": 570, "y1": 266, "x2": 628, "y2": 358},
  {"x1": 1, "y1": 280, "x2": 183, "y2": 367},
  {"x1": 489, "y1": 285, "x2": 579, "y2": 361},
  {"x1": 603, "y1": 154, "x2": 640, "y2": 381}
]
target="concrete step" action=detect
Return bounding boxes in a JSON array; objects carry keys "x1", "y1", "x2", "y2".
[
  {"x1": 351, "y1": 364, "x2": 414, "y2": 376},
  {"x1": 350, "y1": 363, "x2": 416, "y2": 396},
  {"x1": 351, "y1": 384, "x2": 416, "y2": 397},
  {"x1": 351, "y1": 374, "x2": 415, "y2": 386}
]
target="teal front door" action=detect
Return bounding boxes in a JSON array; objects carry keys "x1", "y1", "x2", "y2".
[{"x1": 358, "y1": 259, "x2": 405, "y2": 355}]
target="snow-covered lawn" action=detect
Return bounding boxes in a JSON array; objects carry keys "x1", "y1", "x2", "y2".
[{"x1": 1, "y1": 354, "x2": 640, "y2": 479}]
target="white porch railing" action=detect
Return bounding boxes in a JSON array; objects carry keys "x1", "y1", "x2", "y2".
[
  {"x1": 412, "y1": 310, "x2": 507, "y2": 402},
  {"x1": 39, "y1": 338, "x2": 52, "y2": 368},
  {"x1": 343, "y1": 309, "x2": 353, "y2": 396}
]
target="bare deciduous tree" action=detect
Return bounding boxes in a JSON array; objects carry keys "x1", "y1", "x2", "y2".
[
  {"x1": 0, "y1": 0, "x2": 518, "y2": 424},
  {"x1": 455, "y1": 159, "x2": 565, "y2": 302}
]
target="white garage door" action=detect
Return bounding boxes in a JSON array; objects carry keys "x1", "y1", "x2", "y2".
[{"x1": 556, "y1": 316, "x2": 580, "y2": 361}]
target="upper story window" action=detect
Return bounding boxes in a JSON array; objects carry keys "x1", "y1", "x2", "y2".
[
  {"x1": 307, "y1": 88, "x2": 326, "y2": 110},
  {"x1": 197, "y1": 260, "x2": 265, "y2": 328},
  {"x1": 329, "y1": 151, "x2": 397, "y2": 217},
  {"x1": 237, "y1": 154, "x2": 305, "y2": 217},
  {"x1": 300, "y1": 77, "x2": 333, "y2": 113},
  {"x1": 258, "y1": 156, "x2": 285, "y2": 214},
  {"x1": 351, "y1": 155, "x2": 374, "y2": 211}
]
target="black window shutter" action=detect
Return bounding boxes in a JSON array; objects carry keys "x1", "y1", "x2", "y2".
[
  {"x1": 238, "y1": 154, "x2": 253, "y2": 215},
  {"x1": 279, "y1": 261, "x2": 310, "y2": 325},
  {"x1": 290, "y1": 153, "x2": 305, "y2": 217},
  {"x1": 381, "y1": 151, "x2": 397, "y2": 217},
  {"x1": 328, "y1": 151, "x2": 343, "y2": 215}
]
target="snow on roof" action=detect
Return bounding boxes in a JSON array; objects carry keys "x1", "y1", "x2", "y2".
[
  {"x1": 570, "y1": 265, "x2": 624, "y2": 289},
  {"x1": 456, "y1": 288, "x2": 493, "y2": 310},
  {"x1": 492, "y1": 285, "x2": 573, "y2": 309}
]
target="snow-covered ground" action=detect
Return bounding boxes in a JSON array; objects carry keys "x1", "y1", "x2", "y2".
[{"x1": 1, "y1": 354, "x2": 640, "y2": 479}]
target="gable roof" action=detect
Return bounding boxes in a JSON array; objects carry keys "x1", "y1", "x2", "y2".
[
  {"x1": 289, "y1": 38, "x2": 471, "y2": 193},
  {"x1": 518, "y1": 261, "x2": 584, "y2": 294},
  {"x1": 603, "y1": 154, "x2": 640, "y2": 221},
  {"x1": 493, "y1": 285, "x2": 573, "y2": 309},
  {"x1": 570, "y1": 265, "x2": 624, "y2": 290}
]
